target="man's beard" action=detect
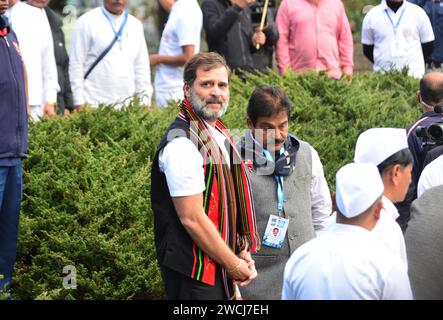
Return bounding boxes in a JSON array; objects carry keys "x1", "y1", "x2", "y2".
[
  {"x1": 189, "y1": 90, "x2": 229, "y2": 122},
  {"x1": 386, "y1": 0, "x2": 403, "y2": 12}
]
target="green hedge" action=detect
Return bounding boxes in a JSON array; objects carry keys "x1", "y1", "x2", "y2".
[{"x1": 11, "y1": 70, "x2": 420, "y2": 299}]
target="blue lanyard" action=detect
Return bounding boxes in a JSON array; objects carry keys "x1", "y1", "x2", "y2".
[
  {"x1": 384, "y1": 7, "x2": 405, "y2": 35},
  {"x1": 101, "y1": 7, "x2": 128, "y2": 43},
  {"x1": 263, "y1": 147, "x2": 285, "y2": 213}
]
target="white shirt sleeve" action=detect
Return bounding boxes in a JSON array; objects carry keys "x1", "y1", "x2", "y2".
[
  {"x1": 361, "y1": 13, "x2": 374, "y2": 45},
  {"x1": 69, "y1": 17, "x2": 88, "y2": 106},
  {"x1": 417, "y1": 6, "x2": 435, "y2": 44},
  {"x1": 40, "y1": 8, "x2": 59, "y2": 103},
  {"x1": 133, "y1": 19, "x2": 153, "y2": 106},
  {"x1": 310, "y1": 146, "x2": 332, "y2": 231},
  {"x1": 159, "y1": 137, "x2": 205, "y2": 197},
  {"x1": 176, "y1": 14, "x2": 200, "y2": 47}
]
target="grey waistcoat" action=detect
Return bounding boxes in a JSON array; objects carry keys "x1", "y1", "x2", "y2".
[
  {"x1": 405, "y1": 185, "x2": 443, "y2": 300},
  {"x1": 240, "y1": 139, "x2": 315, "y2": 300}
]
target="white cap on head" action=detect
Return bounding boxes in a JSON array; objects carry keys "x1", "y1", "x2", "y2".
[
  {"x1": 336, "y1": 162, "x2": 384, "y2": 218},
  {"x1": 354, "y1": 128, "x2": 408, "y2": 165}
]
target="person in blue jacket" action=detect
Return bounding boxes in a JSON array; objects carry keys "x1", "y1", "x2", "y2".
[
  {"x1": 409, "y1": 0, "x2": 443, "y2": 71},
  {"x1": 0, "y1": 0, "x2": 28, "y2": 293}
]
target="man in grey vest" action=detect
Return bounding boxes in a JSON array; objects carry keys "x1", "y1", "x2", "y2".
[{"x1": 237, "y1": 85, "x2": 332, "y2": 299}]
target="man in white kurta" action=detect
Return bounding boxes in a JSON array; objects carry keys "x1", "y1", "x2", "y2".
[
  {"x1": 150, "y1": 0, "x2": 202, "y2": 107},
  {"x1": 282, "y1": 163, "x2": 412, "y2": 300},
  {"x1": 6, "y1": 0, "x2": 59, "y2": 121},
  {"x1": 354, "y1": 128, "x2": 413, "y2": 270},
  {"x1": 321, "y1": 129, "x2": 410, "y2": 270},
  {"x1": 69, "y1": 0, "x2": 153, "y2": 108}
]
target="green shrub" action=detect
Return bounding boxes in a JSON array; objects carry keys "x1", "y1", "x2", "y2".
[
  {"x1": 12, "y1": 71, "x2": 420, "y2": 299},
  {"x1": 14, "y1": 106, "x2": 176, "y2": 300}
]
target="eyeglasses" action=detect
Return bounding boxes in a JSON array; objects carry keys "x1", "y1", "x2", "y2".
[
  {"x1": 420, "y1": 99, "x2": 434, "y2": 109},
  {"x1": 420, "y1": 99, "x2": 443, "y2": 113}
]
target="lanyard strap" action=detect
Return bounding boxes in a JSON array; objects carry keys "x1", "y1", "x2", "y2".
[
  {"x1": 263, "y1": 148, "x2": 285, "y2": 213},
  {"x1": 83, "y1": 10, "x2": 127, "y2": 79},
  {"x1": 384, "y1": 7, "x2": 405, "y2": 34},
  {"x1": 101, "y1": 7, "x2": 128, "y2": 43}
]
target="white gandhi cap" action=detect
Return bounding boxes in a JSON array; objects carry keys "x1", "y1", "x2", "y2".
[
  {"x1": 354, "y1": 128, "x2": 408, "y2": 165},
  {"x1": 336, "y1": 162, "x2": 384, "y2": 218}
]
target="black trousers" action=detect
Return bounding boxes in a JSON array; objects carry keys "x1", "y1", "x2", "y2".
[{"x1": 160, "y1": 265, "x2": 225, "y2": 300}]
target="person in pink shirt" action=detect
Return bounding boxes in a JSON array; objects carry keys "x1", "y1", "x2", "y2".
[{"x1": 275, "y1": 0, "x2": 354, "y2": 79}]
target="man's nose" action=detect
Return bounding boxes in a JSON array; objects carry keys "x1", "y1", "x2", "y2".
[
  {"x1": 210, "y1": 86, "x2": 221, "y2": 97},
  {"x1": 274, "y1": 128, "x2": 283, "y2": 141}
]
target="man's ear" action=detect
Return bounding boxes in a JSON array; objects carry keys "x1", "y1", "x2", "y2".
[
  {"x1": 391, "y1": 164, "x2": 402, "y2": 186},
  {"x1": 247, "y1": 117, "x2": 254, "y2": 130},
  {"x1": 373, "y1": 200, "x2": 383, "y2": 221},
  {"x1": 183, "y1": 82, "x2": 191, "y2": 100}
]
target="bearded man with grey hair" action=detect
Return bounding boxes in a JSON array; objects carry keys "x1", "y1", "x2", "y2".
[{"x1": 151, "y1": 52, "x2": 260, "y2": 300}]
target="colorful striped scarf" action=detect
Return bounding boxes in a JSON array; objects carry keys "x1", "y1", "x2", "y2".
[{"x1": 180, "y1": 100, "x2": 260, "y2": 299}]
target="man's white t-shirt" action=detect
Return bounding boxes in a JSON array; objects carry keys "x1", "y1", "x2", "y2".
[
  {"x1": 159, "y1": 124, "x2": 230, "y2": 197},
  {"x1": 155, "y1": 0, "x2": 202, "y2": 107},
  {"x1": 361, "y1": 0, "x2": 434, "y2": 78}
]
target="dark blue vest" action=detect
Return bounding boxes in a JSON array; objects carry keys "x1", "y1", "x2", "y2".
[{"x1": 0, "y1": 16, "x2": 28, "y2": 159}]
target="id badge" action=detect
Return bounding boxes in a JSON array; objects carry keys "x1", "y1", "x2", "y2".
[{"x1": 262, "y1": 214, "x2": 289, "y2": 249}]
